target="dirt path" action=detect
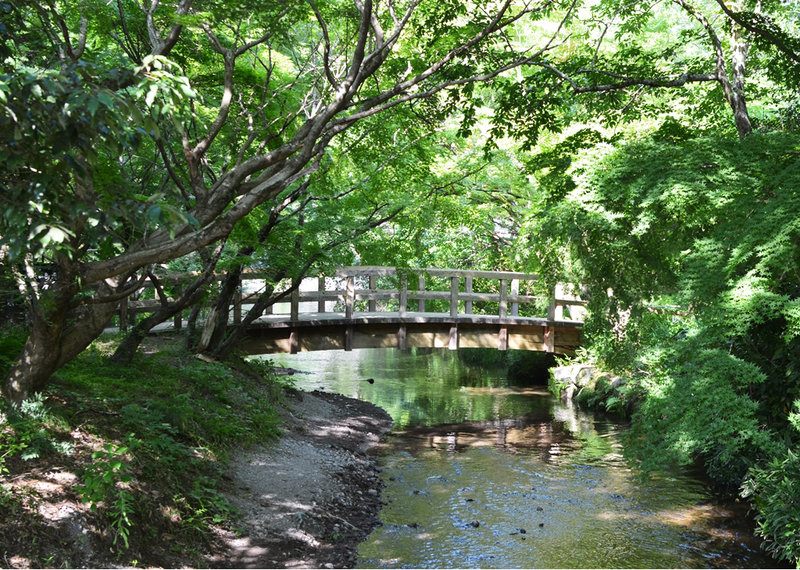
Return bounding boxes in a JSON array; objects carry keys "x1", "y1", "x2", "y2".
[{"x1": 212, "y1": 389, "x2": 393, "y2": 569}]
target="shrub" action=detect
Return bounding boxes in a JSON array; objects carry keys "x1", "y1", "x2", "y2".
[
  {"x1": 742, "y1": 448, "x2": 800, "y2": 567},
  {"x1": 741, "y1": 402, "x2": 800, "y2": 567},
  {"x1": 0, "y1": 325, "x2": 28, "y2": 379}
]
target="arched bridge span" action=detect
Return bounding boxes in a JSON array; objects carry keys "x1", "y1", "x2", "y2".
[{"x1": 237, "y1": 267, "x2": 585, "y2": 357}]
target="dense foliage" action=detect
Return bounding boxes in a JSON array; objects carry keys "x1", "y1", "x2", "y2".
[
  {"x1": 3, "y1": 0, "x2": 800, "y2": 565},
  {"x1": 525, "y1": 128, "x2": 800, "y2": 563}
]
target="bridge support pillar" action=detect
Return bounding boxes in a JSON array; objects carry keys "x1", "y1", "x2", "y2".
[
  {"x1": 448, "y1": 324, "x2": 458, "y2": 350},
  {"x1": 497, "y1": 325, "x2": 508, "y2": 351},
  {"x1": 545, "y1": 326, "x2": 555, "y2": 353},
  {"x1": 289, "y1": 331, "x2": 298, "y2": 354},
  {"x1": 397, "y1": 325, "x2": 407, "y2": 350},
  {"x1": 345, "y1": 325, "x2": 353, "y2": 351}
]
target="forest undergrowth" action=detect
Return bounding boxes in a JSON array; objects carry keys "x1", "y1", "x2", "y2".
[{"x1": 0, "y1": 328, "x2": 289, "y2": 568}]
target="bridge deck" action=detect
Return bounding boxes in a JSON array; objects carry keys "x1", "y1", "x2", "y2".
[{"x1": 242, "y1": 311, "x2": 582, "y2": 356}]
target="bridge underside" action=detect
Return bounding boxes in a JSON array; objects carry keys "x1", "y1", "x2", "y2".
[{"x1": 238, "y1": 315, "x2": 581, "y2": 356}]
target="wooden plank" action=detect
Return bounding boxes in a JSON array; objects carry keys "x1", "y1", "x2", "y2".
[
  {"x1": 499, "y1": 279, "x2": 508, "y2": 318},
  {"x1": 406, "y1": 327, "x2": 450, "y2": 349},
  {"x1": 352, "y1": 324, "x2": 404, "y2": 350},
  {"x1": 511, "y1": 279, "x2": 519, "y2": 317},
  {"x1": 507, "y1": 329, "x2": 546, "y2": 351},
  {"x1": 345, "y1": 276, "x2": 354, "y2": 319},
  {"x1": 497, "y1": 325, "x2": 508, "y2": 351},
  {"x1": 421, "y1": 268, "x2": 538, "y2": 280},
  {"x1": 418, "y1": 275, "x2": 425, "y2": 312},
  {"x1": 399, "y1": 275, "x2": 407, "y2": 317},
  {"x1": 450, "y1": 276, "x2": 459, "y2": 317},
  {"x1": 345, "y1": 325, "x2": 353, "y2": 351},
  {"x1": 369, "y1": 275, "x2": 377, "y2": 312},
  {"x1": 336, "y1": 266, "x2": 398, "y2": 277},
  {"x1": 458, "y1": 330, "x2": 498, "y2": 349},
  {"x1": 335, "y1": 266, "x2": 538, "y2": 281},
  {"x1": 465, "y1": 277, "x2": 473, "y2": 315},
  {"x1": 553, "y1": 283, "x2": 564, "y2": 320}
]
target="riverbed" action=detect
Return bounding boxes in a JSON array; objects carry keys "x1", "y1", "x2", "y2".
[{"x1": 264, "y1": 348, "x2": 778, "y2": 569}]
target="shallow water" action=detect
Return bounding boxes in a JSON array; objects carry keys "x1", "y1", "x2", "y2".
[{"x1": 263, "y1": 348, "x2": 778, "y2": 569}]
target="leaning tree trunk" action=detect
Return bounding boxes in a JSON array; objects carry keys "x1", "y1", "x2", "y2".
[
  {"x1": 111, "y1": 251, "x2": 223, "y2": 364},
  {"x1": 3, "y1": 268, "x2": 121, "y2": 403},
  {"x1": 111, "y1": 293, "x2": 202, "y2": 365},
  {"x1": 204, "y1": 267, "x2": 243, "y2": 353},
  {"x1": 184, "y1": 304, "x2": 203, "y2": 351},
  {"x1": 209, "y1": 282, "x2": 285, "y2": 361}
]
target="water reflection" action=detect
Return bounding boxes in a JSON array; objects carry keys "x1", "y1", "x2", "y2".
[{"x1": 259, "y1": 348, "x2": 778, "y2": 569}]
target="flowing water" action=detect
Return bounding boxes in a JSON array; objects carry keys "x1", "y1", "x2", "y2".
[{"x1": 261, "y1": 348, "x2": 780, "y2": 569}]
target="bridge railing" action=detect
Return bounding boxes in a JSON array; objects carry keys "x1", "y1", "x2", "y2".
[
  {"x1": 283, "y1": 267, "x2": 586, "y2": 322},
  {"x1": 113, "y1": 267, "x2": 587, "y2": 332}
]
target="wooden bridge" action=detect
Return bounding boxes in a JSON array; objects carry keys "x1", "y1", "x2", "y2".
[
  {"x1": 234, "y1": 267, "x2": 586, "y2": 356},
  {"x1": 114, "y1": 266, "x2": 586, "y2": 355}
]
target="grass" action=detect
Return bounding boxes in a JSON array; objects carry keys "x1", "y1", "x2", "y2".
[{"x1": 0, "y1": 330, "x2": 292, "y2": 568}]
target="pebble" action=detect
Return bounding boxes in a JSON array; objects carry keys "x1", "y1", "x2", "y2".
[{"x1": 368, "y1": 489, "x2": 378, "y2": 495}]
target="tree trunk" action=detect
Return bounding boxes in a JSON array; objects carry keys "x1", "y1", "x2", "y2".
[
  {"x1": 111, "y1": 261, "x2": 220, "y2": 365},
  {"x1": 111, "y1": 299, "x2": 193, "y2": 365},
  {"x1": 729, "y1": 14, "x2": 752, "y2": 137},
  {"x1": 210, "y1": 283, "x2": 282, "y2": 361},
  {"x1": 205, "y1": 268, "x2": 241, "y2": 353},
  {"x1": 3, "y1": 270, "x2": 121, "y2": 403},
  {"x1": 184, "y1": 303, "x2": 204, "y2": 351}
]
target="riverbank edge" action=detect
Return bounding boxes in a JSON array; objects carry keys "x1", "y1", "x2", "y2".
[
  {"x1": 216, "y1": 388, "x2": 395, "y2": 569},
  {"x1": 0, "y1": 332, "x2": 394, "y2": 569}
]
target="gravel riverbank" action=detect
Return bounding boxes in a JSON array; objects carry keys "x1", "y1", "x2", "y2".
[{"x1": 214, "y1": 389, "x2": 394, "y2": 569}]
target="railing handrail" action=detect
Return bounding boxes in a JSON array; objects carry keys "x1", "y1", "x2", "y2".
[{"x1": 334, "y1": 266, "x2": 539, "y2": 281}]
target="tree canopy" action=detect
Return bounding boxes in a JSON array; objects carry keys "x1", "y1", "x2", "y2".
[{"x1": 3, "y1": 0, "x2": 800, "y2": 563}]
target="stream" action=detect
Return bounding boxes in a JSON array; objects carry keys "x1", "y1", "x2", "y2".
[{"x1": 262, "y1": 348, "x2": 779, "y2": 569}]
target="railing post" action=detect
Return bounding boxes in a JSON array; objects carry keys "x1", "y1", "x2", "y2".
[
  {"x1": 511, "y1": 278, "x2": 519, "y2": 317},
  {"x1": 318, "y1": 276, "x2": 326, "y2": 313},
  {"x1": 291, "y1": 286, "x2": 299, "y2": 321},
  {"x1": 450, "y1": 276, "x2": 459, "y2": 317},
  {"x1": 465, "y1": 277, "x2": 473, "y2": 315},
  {"x1": 346, "y1": 275, "x2": 355, "y2": 319},
  {"x1": 418, "y1": 274, "x2": 425, "y2": 312},
  {"x1": 399, "y1": 274, "x2": 408, "y2": 317},
  {"x1": 499, "y1": 278, "x2": 508, "y2": 318},
  {"x1": 553, "y1": 283, "x2": 564, "y2": 320},
  {"x1": 369, "y1": 275, "x2": 377, "y2": 312}
]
